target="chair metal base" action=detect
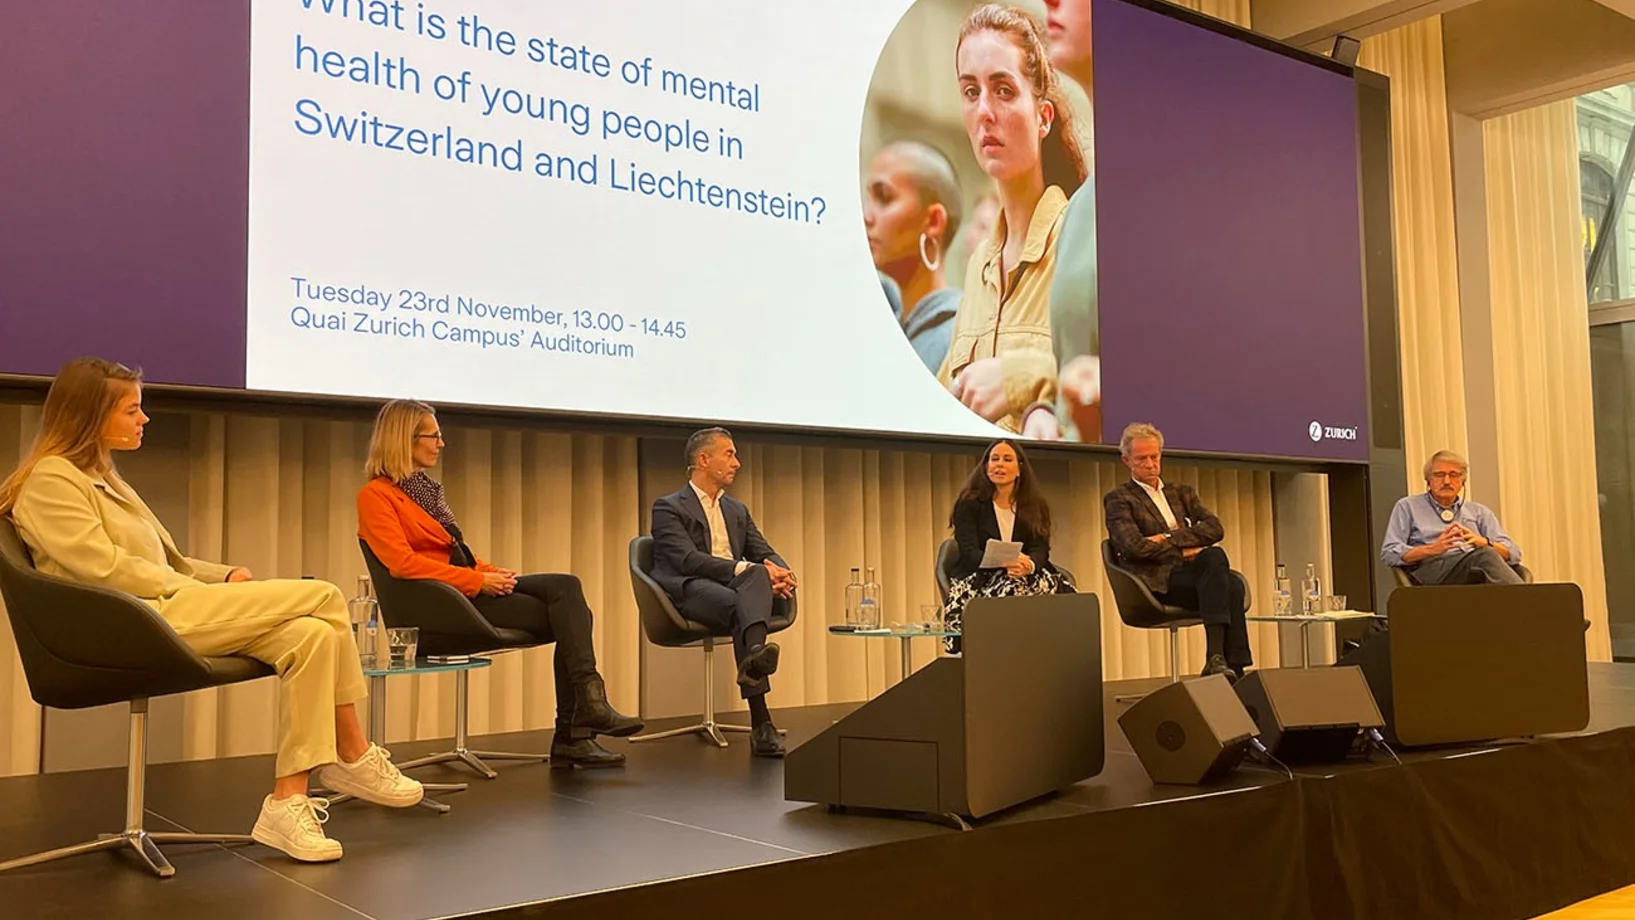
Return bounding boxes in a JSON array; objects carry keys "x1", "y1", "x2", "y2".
[
  {"x1": 0, "y1": 829, "x2": 255, "y2": 878},
  {"x1": 632, "y1": 719, "x2": 754, "y2": 748},
  {"x1": 0, "y1": 700, "x2": 256, "y2": 879},
  {"x1": 630, "y1": 638, "x2": 781, "y2": 747},
  {"x1": 320, "y1": 781, "x2": 469, "y2": 814},
  {"x1": 1113, "y1": 624, "x2": 1188, "y2": 704},
  {"x1": 394, "y1": 668, "x2": 549, "y2": 779}
]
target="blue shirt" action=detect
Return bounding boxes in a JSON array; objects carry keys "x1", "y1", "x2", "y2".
[
  {"x1": 893, "y1": 287, "x2": 960, "y2": 375},
  {"x1": 1380, "y1": 492, "x2": 1520, "y2": 568}
]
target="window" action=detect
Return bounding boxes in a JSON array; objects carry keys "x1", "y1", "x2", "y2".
[
  {"x1": 1576, "y1": 83, "x2": 1635, "y2": 308},
  {"x1": 1582, "y1": 158, "x2": 1621, "y2": 303}
]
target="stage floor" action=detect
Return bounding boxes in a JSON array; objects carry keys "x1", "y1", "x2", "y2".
[{"x1": 5, "y1": 663, "x2": 1635, "y2": 920}]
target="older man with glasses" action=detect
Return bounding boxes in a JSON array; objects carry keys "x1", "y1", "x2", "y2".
[{"x1": 1381, "y1": 450, "x2": 1524, "y2": 586}]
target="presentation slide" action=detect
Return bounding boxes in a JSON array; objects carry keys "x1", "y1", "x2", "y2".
[
  {"x1": 0, "y1": 0, "x2": 1372, "y2": 462},
  {"x1": 247, "y1": 0, "x2": 999, "y2": 439}
]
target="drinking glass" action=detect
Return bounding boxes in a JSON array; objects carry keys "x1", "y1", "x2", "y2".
[
  {"x1": 920, "y1": 604, "x2": 944, "y2": 631},
  {"x1": 387, "y1": 627, "x2": 419, "y2": 669}
]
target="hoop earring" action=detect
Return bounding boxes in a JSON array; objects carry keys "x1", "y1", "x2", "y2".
[{"x1": 919, "y1": 232, "x2": 942, "y2": 272}]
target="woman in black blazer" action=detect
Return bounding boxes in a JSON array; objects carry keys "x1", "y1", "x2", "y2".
[{"x1": 944, "y1": 439, "x2": 1075, "y2": 652}]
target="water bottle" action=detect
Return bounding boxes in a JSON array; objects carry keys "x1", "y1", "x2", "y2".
[
  {"x1": 1274, "y1": 563, "x2": 1292, "y2": 617},
  {"x1": 349, "y1": 575, "x2": 379, "y2": 668},
  {"x1": 844, "y1": 567, "x2": 864, "y2": 626},
  {"x1": 859, "y1": 566, "x2": 881, "y2": 629},
  {"x1": 1303, "y1": 563, "x2": 1321, "y2": 616}
]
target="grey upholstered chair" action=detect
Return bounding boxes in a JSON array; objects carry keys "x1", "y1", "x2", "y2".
[
  {"x1": 0, "y1": 516, "x2": 273, "y2": 878},
  {"x1": 359, "y1": 539, "x2": 550, "y2": 778},
  {"x1": 627, "y1": 535, "x2": 795, "y2": 747},
  {"x1": 1101, "y1": 539, "x2": 1249, "y2": 701}
]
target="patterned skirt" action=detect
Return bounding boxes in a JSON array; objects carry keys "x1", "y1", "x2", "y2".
[{"x1": 943, "y1": 568, "x2": 1077, "y2": 654}]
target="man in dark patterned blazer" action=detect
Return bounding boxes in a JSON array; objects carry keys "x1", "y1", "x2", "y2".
[{"x1": 1103, "y1": 422, "x2": 1249, "y2": 680}]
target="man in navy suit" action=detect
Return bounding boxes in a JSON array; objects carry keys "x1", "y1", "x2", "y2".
[{"x1": 650, "y1": 428, "x2": 797, "y2": 757}]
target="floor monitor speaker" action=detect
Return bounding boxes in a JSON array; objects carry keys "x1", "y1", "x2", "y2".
[{"x1": 1118, "y1": 675, "x2": 1256, "y2": 784}]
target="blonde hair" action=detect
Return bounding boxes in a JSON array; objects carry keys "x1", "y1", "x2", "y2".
[
  {"x1": 0, "y1": 357, "x2": 142, "y2": 514},
  {"x1": 1119, "y1": 422, "x2": 1164, "y2": 457},
  {"x1": 365, "y1": 399, "x2": 436, "y2": 482}
]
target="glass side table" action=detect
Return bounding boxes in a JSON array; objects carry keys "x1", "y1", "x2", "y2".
[
  {"x1": 828, "y1": 624, "x2": 960, "y2": 686},
  {"x1": 316, "y1": 656, "x2": 494, "y2": 814},
  {"x1": 1244, "y1": 612, "x2": 1384, "y2": 668}
]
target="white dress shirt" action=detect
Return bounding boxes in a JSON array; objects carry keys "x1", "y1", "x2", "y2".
[
  {"x1": 691, "y1": 481, "x2": 750, "y2": 575},
  {"x1": 1135, "y1": 478, "x2": 1179, "y2": 530}
]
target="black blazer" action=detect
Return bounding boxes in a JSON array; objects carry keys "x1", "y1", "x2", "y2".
[
  {"x1": 650, "y1": 486, "x2": 786, "y2": 601},
  {"x1": 949, "y1": 497, "x2": 1053, "y2": 580},
  {"x1": 1102, "y1": 479, "x2": 1223, "y2": 594}
]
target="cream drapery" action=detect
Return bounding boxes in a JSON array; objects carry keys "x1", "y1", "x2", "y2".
[
  {"x1": 1483, "y1": 103, "x2": 1614, "y2": 661},
  {"x1": 1359, "y1": 18, "x2": 1471, "y2": 485},
  {"x1": 0, "y1": 399, "x2": 1280, "y2": 778},
  {"x1": 0, "y1": 404, "x2": 43, "y2": 777},
  {"x1": 1169, "y1": 0, "x2": 1251, "y2": 26}
]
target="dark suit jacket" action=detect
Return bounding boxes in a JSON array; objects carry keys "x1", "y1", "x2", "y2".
[
  {"x1": 1103, "y1": 479, "x2": 1224, "y2": 594},
  {"x1": 949, "y1": 497, "x2": 1053, "y2": 580},
  {"x1": 650, "y1": 486, "x2": 786, "y2": 602}
]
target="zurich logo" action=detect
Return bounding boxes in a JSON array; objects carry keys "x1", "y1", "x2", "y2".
[{"x1": 1308, "y1": 421, "x2": 1323, "y2": 442}]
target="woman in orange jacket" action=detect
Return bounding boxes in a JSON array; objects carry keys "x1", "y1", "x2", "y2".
[{"x1": 357, "y1": 399, "x2": 641, "y2": 767}]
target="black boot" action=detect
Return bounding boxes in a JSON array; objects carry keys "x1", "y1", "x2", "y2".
[
  {"x1": 569, "y1": 676, "x2": 644, "y2": 738},
  {"x1": 550, "y1": 731, "x2": 626, "y2": 769}
]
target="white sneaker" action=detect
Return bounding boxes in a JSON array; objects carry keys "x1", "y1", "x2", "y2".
[
  {"x1": 317, "y1": 744, "x2": 424, "y2": 808},
  {"x1": 251, "y1": 794, "x2": 343, "y2": 863}
]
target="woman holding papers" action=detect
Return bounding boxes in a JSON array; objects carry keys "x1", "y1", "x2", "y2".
[{"x1": 944, "y1": 439, "x2": 1075, "y2": 652}]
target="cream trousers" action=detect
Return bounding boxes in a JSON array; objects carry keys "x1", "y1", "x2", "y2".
[{"x1": 155, "y1": 579, "x2": 368, "y2": 777}]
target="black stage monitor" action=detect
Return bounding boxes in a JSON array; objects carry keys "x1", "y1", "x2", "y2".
[
  {"x1": 1233, "y1": 666, "x2": 1383, "y2": 763},
  {"x1": 1342, "y1": 583, "x2": 1589, "y2": 746}
]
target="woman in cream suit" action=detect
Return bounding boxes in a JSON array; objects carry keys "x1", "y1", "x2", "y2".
[{"x1": 0, "y1": 358, "x2": 422, "y2": 864}]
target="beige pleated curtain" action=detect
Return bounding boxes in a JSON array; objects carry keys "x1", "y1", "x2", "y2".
[
  {"x1": 1359, "y1": 20, "x2": 1472, "y2": 481},
  {"x1": 1483, "y1": 103, "x2": 1614, "y2": 660}
]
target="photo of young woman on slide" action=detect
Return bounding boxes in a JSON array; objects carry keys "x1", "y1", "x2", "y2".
[{"x1": 861, "y1": 0, "x2": 1100, "y2": 442}]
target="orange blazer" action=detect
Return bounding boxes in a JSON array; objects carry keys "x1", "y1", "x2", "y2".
[{"x1": 357, "y1": 477, "x2": 498, "y2": 597}]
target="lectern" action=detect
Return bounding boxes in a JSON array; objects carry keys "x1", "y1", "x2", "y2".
[{"x1": 785, "y1": 593, "x2": 1103, "y2": 823}]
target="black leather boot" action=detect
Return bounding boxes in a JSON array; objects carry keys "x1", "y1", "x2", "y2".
[
  {"x1": 550, "y1": 732, "x2": 626, "y2": 769},
  {"x1": 569, "y1": 675, "x2": 644, "y2": 738}
]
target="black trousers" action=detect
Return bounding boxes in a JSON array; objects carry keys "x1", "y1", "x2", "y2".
[
  {"x1": 1155, "y1": 546, "x2": 1251, "y2": 668},
  {"x1": 470, "y1": 573, "x2": 599, "y2": 730},
  {"x1": 678, "y1": 565, "x2": 775, "y2": 699}
]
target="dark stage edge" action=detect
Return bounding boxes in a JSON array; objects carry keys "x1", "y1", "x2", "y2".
[{"x1": 5, "y1": 666, "x2": 1635, "y2": 920}]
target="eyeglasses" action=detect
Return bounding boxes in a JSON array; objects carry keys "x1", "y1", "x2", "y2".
[
  {"x1": 414, "y1": 432, "x2": 444, "y2": 443},
  {"x1": 1428, "y1": 471, "x2": 1464, "y2": 481}
]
